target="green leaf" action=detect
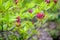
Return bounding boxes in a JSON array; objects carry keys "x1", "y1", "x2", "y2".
[
  {"x1": 4, "y1": 1, "x2": 11, "y2": 10},
  {"x1": 26, "y1": 2, "x2": 35, "y2": 8},
  {"x1": 23, "y1": 26, "x2": 28, "y2": 31},
  {"x1": 3, "y1": 24, "x2": 7, "y2": 30}
]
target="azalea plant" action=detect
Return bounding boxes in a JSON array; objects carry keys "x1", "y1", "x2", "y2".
[{"x1": 0, "y1": 0, "x2": 59, "y2": 40}]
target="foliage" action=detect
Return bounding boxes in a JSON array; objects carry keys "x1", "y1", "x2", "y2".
[{"x1": 0, "y1": 0, "x2": 59, "y2": 40}]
